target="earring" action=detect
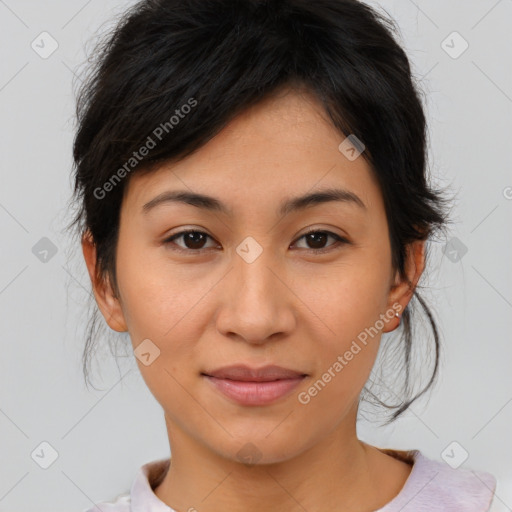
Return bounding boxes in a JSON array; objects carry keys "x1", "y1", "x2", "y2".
[{"x1": 395, "y1": 312, "x2": 402, "y2": 323}]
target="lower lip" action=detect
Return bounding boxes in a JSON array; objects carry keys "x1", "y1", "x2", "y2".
[{"x1": 203, "y1": 375, "x2": 306, "y2": 406}]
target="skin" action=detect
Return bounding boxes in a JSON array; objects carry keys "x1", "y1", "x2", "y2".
[{"x1": 83, "y1": 86, "x2": 425, "y2": 512}]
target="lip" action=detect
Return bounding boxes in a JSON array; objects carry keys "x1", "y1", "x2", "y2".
[{"x1": 202, "y1": 365, "x2": 308, "y2": 406}]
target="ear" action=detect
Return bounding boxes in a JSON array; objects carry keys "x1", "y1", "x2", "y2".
[
  {"x1": 81, "y1": 231, "x2": 128, "y2": 333},
  {"x1": 382, "y1": 240, "x2": 426, "y2": 333}
]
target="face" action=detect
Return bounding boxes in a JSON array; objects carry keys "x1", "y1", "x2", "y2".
[{"x1": 84, "y1": 87, "x2": 423, "y2": 464}]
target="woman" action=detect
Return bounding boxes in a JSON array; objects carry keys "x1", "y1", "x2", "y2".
[{"x1": 68, "y1": 0, "x2": 497, "y2": 510}]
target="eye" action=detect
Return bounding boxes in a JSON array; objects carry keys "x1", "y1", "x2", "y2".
[
  {"x1": 164, "y1": 230, "x2": 218, "y2": 252},
  {"x1": 292, "y1": 229, "x2": 349, "y2": 253},
  {"x1": 163, "y1": 228, "x2": 349, "y2": 254}
]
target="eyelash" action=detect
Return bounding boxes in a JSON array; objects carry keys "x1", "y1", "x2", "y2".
[{"x1": 163, "y1": 228, "x2": 349, "y2": 255}]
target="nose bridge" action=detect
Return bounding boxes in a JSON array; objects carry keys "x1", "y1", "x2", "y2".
[
  {"x1": 234, "y1": 235, "x2": 280, "y2": 309},
  {"x1": 216, "y1": 235, "x2": 294, "y2": 343},
  {"x1": 237, "y1": 249, "x2": 275, "y2": 299}
]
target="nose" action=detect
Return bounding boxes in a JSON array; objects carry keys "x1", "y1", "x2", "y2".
[{"x1": 215, "y1": 245, "x2": 296, "y2": 345}]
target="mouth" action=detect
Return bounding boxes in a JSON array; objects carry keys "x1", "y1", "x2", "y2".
[{"x1": 201, "y1": 364, "x2": 308, "y2": 406}]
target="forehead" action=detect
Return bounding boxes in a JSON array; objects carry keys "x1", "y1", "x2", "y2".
[{"x1": 122, "y1": 88, "x2": 383, "y2": 219}]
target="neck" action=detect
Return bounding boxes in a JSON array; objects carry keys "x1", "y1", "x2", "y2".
[{"x1": 153, "y1": 411, "x2": 406, "y2": 512}]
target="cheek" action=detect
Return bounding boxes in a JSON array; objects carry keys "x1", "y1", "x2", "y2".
[
  {"x1": 294, "y1": 246, "x2": 392, "y2": 388},
  {"x1": 299, "y1": 249, "x2": 392, "y2": 343},
  {"x1": 115, "y1": 238, "x2": 219, "y2": 407},
  {"x1": 293, "y1": 278, "x2": 386, "y2": 423},
  {"x1": 115, "y1": 236, "x2": 210, "y2": 341}
]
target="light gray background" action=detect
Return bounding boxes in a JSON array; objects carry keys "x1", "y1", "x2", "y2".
[{"x1": 0, "y1": 1, "x2": 511, "y2": 511}]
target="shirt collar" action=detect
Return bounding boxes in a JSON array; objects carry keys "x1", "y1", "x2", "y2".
[{"x1": 130, "y1": 458, "x2": 175, "y2": 512}]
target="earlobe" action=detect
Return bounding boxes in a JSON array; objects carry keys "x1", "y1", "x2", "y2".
[
  {"x1": 383, "y1": 240, "x2": 426, "y2": 333},
  {"x1": 81, "y1": 231, "x2": 128, "y2": 333}
]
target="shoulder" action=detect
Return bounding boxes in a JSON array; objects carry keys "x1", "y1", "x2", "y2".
[
  {"x1": 379, "y1": 449, "x2": 497, "y2": 511},
  {"x1": 82, "y1": 492, "x2": 131, "y2": 512},
  {"x1": 82, "y1": 458, "x2": 172, "y2": 512}
]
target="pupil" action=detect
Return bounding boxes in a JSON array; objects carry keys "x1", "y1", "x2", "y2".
[
  {"x1": 186, "y1": 232, "x2": 205, "y2": 249},
  {"x1": 307, "y1": 232, "x2": 326, "y2": 249}
]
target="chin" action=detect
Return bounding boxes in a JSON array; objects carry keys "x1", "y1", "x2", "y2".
[{"x1": 205, "y1": 431, "x2": 311, "y2": 467}]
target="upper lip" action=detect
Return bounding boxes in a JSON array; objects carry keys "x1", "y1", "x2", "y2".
[{"x1": 202, "y1": 364, "x2": 307, "y2": 382}]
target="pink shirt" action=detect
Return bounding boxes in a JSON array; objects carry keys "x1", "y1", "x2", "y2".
[{"x1": 84, "y1": 449, "x2": 497, "y2": 511}]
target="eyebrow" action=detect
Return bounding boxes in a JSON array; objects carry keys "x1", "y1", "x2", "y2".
[{"x1": 142, "y1": 187, "x2": 367, "y2": 217}]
